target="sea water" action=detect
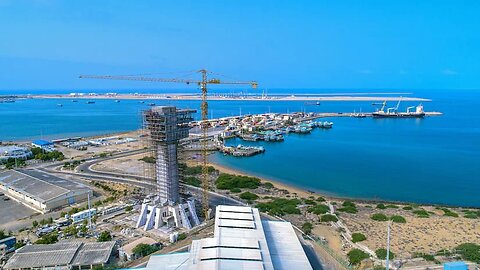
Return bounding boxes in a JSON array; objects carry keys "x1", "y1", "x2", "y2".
[{"x1": 1, "y1": 89, "x2": 479, "y2": 206}]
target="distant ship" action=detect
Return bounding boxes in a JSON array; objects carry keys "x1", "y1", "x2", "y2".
[{"x1": 372, "y1": 100, "x2": 425, "y2": 118}]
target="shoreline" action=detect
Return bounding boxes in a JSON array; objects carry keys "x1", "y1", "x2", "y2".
[
  {"x1": 21, "y1": 94, "x2": 431, "y2": 102},
  {"x1": 208, "y1": 160, "x2": 480, "y2": 209}
]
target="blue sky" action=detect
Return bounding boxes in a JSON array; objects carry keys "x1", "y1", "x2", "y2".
[{"x1": 0, "y1": 0, "x2": 479, "y2": 91}]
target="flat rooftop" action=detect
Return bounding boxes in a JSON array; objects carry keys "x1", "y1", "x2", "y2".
[
  {"x1": 4, "y1": 241, "x2": 116, "y2": 269},
  {"x1": 0, "y1": 169, "x2": 90, "y2": 203},
  {"x1": 141, "y1": 205, "x2": 313, "y2": 270}
]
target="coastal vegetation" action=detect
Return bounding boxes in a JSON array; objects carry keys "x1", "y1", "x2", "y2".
[
  {"x1": 262, "y1": 182, "x2": 274, "y2": 189},
  {"x1": 351, "y1": 232, "x2": 367, "y2": 243},
  {"x1": 371, "y1": 213, "x2": 389, "y2": 221},
  {"x1": 215, "y1": 173, "x2": 261, "y2": 190},
  {"x1": 4, "y1": 157, "x2": 26, "y2": 169},
  {"x1": 347, "y1": 248, "x2": 370, "y2": 265},
  {"x1": 375, "y1": 248, "x2": 395, "y2": 260},
  {"x1": 179, "y1": 163, "x2": 217, "y2": 175},
  {"x1": 320, "y1": 214, "x2": 338, "y2": 222},
  {"x1": 389, "y1": 215, "x2": 407, "y2": 223},
  {"x1": 412, "y1": 209, "x2": 430, "y2": 218},
  {"x1": 239, "y1": 191, "x2": 259, "y2": 202},
  {"x1": 337, "y1": 201, "x2": 358, "y2": 214},
  {"x1": 256, "y1": 198, "x2": 301, "y2": 216},
  {"x1": 438, "y1": 208, "x2": 459, "y2": 217},
  {"x1": 301, "y1": 222, "x2": 313, "y2": 235},
  {"x1": 455, "y1": 243, "x2": 480, "y2": 263},
  {"x1": 307, "y1": 204, "x2": 329, "y2": 215},
  {"x1": 462, "y1": 210, "x2": 480, "y2": 219}
]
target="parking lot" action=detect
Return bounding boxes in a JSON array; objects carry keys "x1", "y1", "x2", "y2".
[{"x1": 0, "y1": 193, "x2": 37, "y2": 228}]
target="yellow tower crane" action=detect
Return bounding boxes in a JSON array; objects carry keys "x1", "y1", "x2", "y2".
[{"x1": 80, "y1": 69, "x2": 257, "y2": 219}]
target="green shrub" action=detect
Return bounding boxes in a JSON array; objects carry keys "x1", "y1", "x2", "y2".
[
  {"x1": 455, "y1": 243, "x2": 480, "y2": 263},
  {"x1": 177, "y1": 233, "x2": 187, "y2": 241},
  {"x1": 386, "y1": 204, "x2": 399, "y2": 208},
  {"x1": 302, "y1": 222, "x2": 313, "y2": 235},
  {"x1": 440, "y1": 208, "x2": 459, "y2": 217},
  {"x1": 303, "y1": 199, "x2": 317, "y2": 205},
  {"x1": 337, "y1": 206, "x2": 358, "y2": 214},
  {"x1": 240, "y1": 192, "x2": 259, "y2": 201},
  {"x1": 183, "y1": 176, "x2": 201, "y2": 187},
  {"x1": 229, "y1": 188, "x2": 241, "y2": 193},
  {"x1": 256, "y1": 198, "x2": 301, "y2": 216},
  {"x1": 307, "y1": 204, "x2": 329, "y2": 215},
  {"x1": 215, "y1": 173, "x2": 261, "y2": 190},
  {"x1": 316, "y1": 196, "x2": 326, "y2": 202},
  {"x1": 347, "y1": 248, "x2": 370, "y2": 265},
  {"x1": 351, "y1": 233, "x2": 367, "y2": 243},
  {"x1": 376, "y1": 248, "x2": 395, "y2": 260},
  {"x1": 98, "y1": 231, "x2": 112, "y2": 242},
  {"x1": 343, "y1": 201, "x2": 356, "y2": 207},
  {"x1": 320, "y1": 214, "x2": 338, "y2": 222},
  {"x1": 263, "y1": 182, "x2": 274, "y2": 189},
  {"x1": 139, "y1": 156, "x2": 156, "y2": 163},
  {"x1": 132, "y1": 243, "x2": 159, "y2": 257},
  {"x1": 36, "y1": 232, "x2": 58, "y2": 244},
  {"x1": 377, "y1": 203, "x2": 386, "y2": 209},
  {"x1": 390, "y1": 215, "x2": 407, "y2": 223},
  {"x1": 181, "y1": 164, "x2": 217, "y2": 175},
  {"x1": 402, "y1": 206, "x2": 413, "y2": 210},
  {"x1": 371, "y1": 213, "x2": 389, "y2": 221},
  {"x1": 464, "y1": 213, "x2": 478, "y2": 219},
  {"x1": 413, "y1": 209, "x2": 430, "y2": 218}
]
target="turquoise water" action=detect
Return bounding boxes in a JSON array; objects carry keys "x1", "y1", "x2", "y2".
[{"x1": 1, "y1": 89, "x2": 479, "y2": 206}]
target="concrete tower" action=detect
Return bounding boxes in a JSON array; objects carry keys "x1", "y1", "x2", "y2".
[
  {"x1": 137, "y1": 106, "x2": 200, "y2": 231},
  {"x1": 144, "y1": 106, "x2": 193, "y2": 205}
]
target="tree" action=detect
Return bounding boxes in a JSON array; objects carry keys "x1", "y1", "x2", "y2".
[
  {"x1": 0, "y1": 229, "x2": 8, "y2": 240},
  {"x1": 347, "y1": 248, "x2": 370, "y2": 265},
  {"x1": 32, "y1": 220, "x2": 39, "y2": 228},
  {"x1": 36, "y1": 232, "x2": 59, "y2": 244},
  {"x1": 177, "y1": 233, "x2": 187, "y2": 241},
  {"x1": 302, "y1": 222, "x2": 313, "y2": 235},
  {"x1": 98, "y1": 231, "x2": 112, "y2": 242}
]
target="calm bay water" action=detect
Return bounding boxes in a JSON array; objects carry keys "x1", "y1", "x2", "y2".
[{"x1": 1, "y1": 89, "x2": 479, "y2": 206}]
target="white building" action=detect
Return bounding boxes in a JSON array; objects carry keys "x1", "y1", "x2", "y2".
[
  {"x1": 138, "y1": 205, "x2": 313, "y2": 270},
  {"x1": 0, "y1": 146, "x2": 32, "y2": 162}
]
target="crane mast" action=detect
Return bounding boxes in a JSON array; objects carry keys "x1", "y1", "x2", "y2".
[{"x1": 80, "y1": 69, "x2": 257, "y2": 220}]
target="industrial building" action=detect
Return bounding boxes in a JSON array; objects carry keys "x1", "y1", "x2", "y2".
[
  {"x1": 0, "y1": 169, "x2": 91, "y2": 213},
  {"x1": 136, "y1": 106, "x2": 200, "y2": 231},
  {"x1": 137, "y1": 205, "x2": 313, "y2": 270},
  {"x1": 32, "y1": 139, "x2": 55, "y2": 152},
  {"x1": 3, "y1": 241, "x2": 116, "y2": 270},
  {"x1": 0, "y1": 146, "x2": 32, "y2": 162}
]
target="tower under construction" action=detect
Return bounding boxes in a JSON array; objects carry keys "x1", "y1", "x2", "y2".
[{"x1": 137, "y1": 106, "x2": 200, "y2": 231}]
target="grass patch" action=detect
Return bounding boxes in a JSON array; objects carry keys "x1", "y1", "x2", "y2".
[
  {"x1": 182, "y1": 176, "x2": 201, "y2": 187},
  {"x1": 229, "y1": 188, "x2": 241, "y2": 193},
  {"x1": 455, "y1": 243, "x2": 480, "y2": 263},
  {"x1": 377, "y1": 203, "x2": 387, "y2": 209},
  {"x1": 371, "y1": 213, "x2": 389, "y2": 221},
  {"x1": 351, "y1": 232, "x2": 367, "y2": 243},
  {"x1": 307, "y1": 204, "x2": 329, "y2": 215},
  {"x1": 256, "y1": 198, "x2": 301, "y2": 216}
]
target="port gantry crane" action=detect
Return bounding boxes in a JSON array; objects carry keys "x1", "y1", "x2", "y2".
[{"x1": 80, "y1": 69, "x2": 258, "y2": 219}]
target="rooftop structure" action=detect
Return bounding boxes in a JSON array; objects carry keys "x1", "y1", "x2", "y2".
[
  {"x1": 3, "y1": 241, "x2": 116, "y2": 270},
  {"x1": 0, "y1": 146, "x2": 32, "y2": 162},
  {"x1": 32, "y1": 140, "x2": 54, "y2": 151},
  {"x1": 137, "y1": 205, "x2": 313, "y2": 270},
  {"x1": 0, "y1": 169, "x2": 91, "y2": 213}
]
